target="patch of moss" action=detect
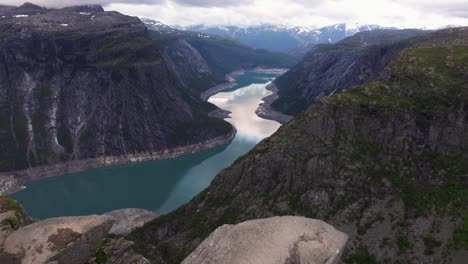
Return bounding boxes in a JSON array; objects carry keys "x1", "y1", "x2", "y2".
[
  {"x1": 396, "y1": 233, "x2": 412, "y2": 254},
  {"x1": 94, "y1": 238, "x2": 110, "y2": 264},
  {"x1": 95, "y1": 33, "x2": 161, "y2": 68},
  {"x1": 423, "y1": 236, "x2": 442, "y2": 255},
  {"x1": 380, "y1": 237, "x2": 393, "y2": 250},
  {"x1": 155, "y1": 241, "x2": 186, "y2": 264},
  {"x1": 449, "y1": 213, "x2": 468, "y2": 251},
  {"x1": 344, "y1": 245, "x2": 378, "y2": 264},
  {"x1": 0, "y1": 196, "x2": 23, "y2": 220},
  {"x1": 1, "y1": 217, "x2": 19, "y2": 230}
]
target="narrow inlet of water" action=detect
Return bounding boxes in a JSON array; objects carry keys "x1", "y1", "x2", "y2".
[{"x1": 10, "y1": 71, "x2": 282, "y2": 219}]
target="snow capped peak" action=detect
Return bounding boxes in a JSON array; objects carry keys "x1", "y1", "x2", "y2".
[
  {"x1": 345, "y1": 22, "x2": 360, "y2": 31},
  {"x1": 141, "y1": 18, "x2": 184, "y2": 36},
  {"x1": 141, "y1": 18, "x2": 173, "y2": 31},
  {"x1": 146, "y1": 21, "x2": 390, "y2": 53},
  {"x1": 141, "y1": 18, "x2": 164, "y2": 26}
]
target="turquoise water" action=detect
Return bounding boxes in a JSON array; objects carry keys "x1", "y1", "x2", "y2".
[{"x1": 10, "y1": 71, "x2": 281, "y2": 219}]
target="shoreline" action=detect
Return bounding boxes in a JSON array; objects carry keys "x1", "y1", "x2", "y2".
[
  {"x1": 200, "y1": 67, "x2": 289, "y2": 101},
  {"x1": 255, "y1": 82, "x2": 293, "y2": 124},
  {"x1": 1, "y1": 129, "x2": 236, "y2": 195},
  {"x1": 1, "y1": 67, "x2": 287, "y2": 195}
]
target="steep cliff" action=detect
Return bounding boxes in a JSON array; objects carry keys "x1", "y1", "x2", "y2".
[
  {"x1": 0, "y1": 3, "x2": 294, "y2": 177},
  {"x1": 272, "y1": 29, "x2": 429, "y2": 115},
  {"x1": 131, "y1": 28, "x2": 468, "y2": 263}
]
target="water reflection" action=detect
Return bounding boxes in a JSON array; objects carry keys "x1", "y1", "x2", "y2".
[
  {"x1": 10, "y1": 71, "x2": 282, "y2": 219},
  {"x1": 209, "y1": 82, "x2": 280, "y2": 141}
]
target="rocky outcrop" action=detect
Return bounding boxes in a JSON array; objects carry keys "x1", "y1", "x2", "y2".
[
  {"x1": 182, "y1": 216, "x2": 348, "y2": 264},
  {"x1": 131, "y1": 28, "x2": 468, "y2": 263},
  {"x1": 162, "y1": 39, "x2": 217, "y2": 92},
  {"x1": 105, "y1": 209, "x2": 158, "y2": 236},
  {"x1": 0, "y1": 195, "x2": 154, "y2": 264},
  {"x1": 255, "y1": 83, "x2": 293, "y2": 124},
  {"x1": 0, "y1": 196, "x2": 33, "y2": 244},
  {"x1": 0, "y1": 215, "x2": 113, "y2": 264},
  {"x1": 87, "y1": 237, "x2": 150, "y2": 264}
]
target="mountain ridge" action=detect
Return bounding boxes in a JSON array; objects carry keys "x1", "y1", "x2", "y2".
[
  {"x1": 130, "y1": 27, "x2": 468, "y2": 264},
  {"x1": 181, "y1": 23, "x2": 390, "y2": 54},
  {"x1": 271, "y1": 28, "x2": 431, "y2": 115}
]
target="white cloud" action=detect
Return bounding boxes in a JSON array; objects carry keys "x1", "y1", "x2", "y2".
[
  {"x1": 2, "y1": 0, "x2": 468, "y2": 28},
  {"x1": 0, "y1": 0, "x2": 162, "y2": 8}
]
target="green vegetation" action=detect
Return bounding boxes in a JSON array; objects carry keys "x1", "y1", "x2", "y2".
[
  {"x1": 0, "y1": 196, "x2": 24, "y2": 230},
  {"x1": 449, "y1": 214, "x2": 468, "y2": 251},
  {"x1": 0, "y1": 196, "x2": 23, "y2": 219},
  {"x1": 1, "y1": 217, "x2": 19, "y2": 230},
  {"x1": 329, "y1": 46, "x2": 468, "y2": 113},
  {"x1": 396, "y1": 233, "x2": 412, "y2": 254},
  {"x1": 423, "y1": 236, "x2": 443, "y2": 255},
  {"x1": 167, "y1": 115, "x2": 233, "y2": 148},
  {"x1": 344, "y1": 245, "x2": 378, "y2": 264},
  {"x1": 95, "y1": 32, "x2": 161, "y2": 67},
  {"x1": 93, "y1": 238, "x2": 110, "y2": 264}
]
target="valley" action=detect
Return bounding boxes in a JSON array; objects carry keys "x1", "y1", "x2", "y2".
[
  {"x1": 9, "y1": 70, "x2": 282, "y2": 219},
  {"x1": 0, "y1": 2, "x2": 466, "y2": 264}
]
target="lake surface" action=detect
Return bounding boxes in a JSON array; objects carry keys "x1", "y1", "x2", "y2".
[{"x1": 10, "y1": 71, "x2": 281, "y2": 219}]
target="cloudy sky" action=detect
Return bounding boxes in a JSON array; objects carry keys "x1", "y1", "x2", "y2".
[{"x1": 2, "y1": 0, "x2": 468, "y2": 28}]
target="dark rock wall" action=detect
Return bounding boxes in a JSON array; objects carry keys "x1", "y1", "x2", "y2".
[
  {"x1": 272, "y1": 29, "x2": 429, "y2": 115},
  {"x1": 0, "y1": 5, "x2": 232, "y2": 172}
]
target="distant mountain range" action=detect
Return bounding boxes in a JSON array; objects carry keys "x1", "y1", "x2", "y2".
[{"x1": 180, "y1": 23, "x2": 391, "y2": 56}]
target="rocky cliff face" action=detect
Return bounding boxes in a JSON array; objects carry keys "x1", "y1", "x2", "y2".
[
  {"x1": 130, "y1": 28, "x2": 468, "y2": 263},
  {"x1": 0, "y1": 4, "x2": 235, "y2": 173},
  {"x1": 272, "y1": 29, "x2": 429, "y2": 115},
  {"x1": 162, "y1": 38, "x2": 218, "y2": 93}
]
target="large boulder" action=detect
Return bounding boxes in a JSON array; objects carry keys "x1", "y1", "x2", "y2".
[
  {"x1": 104, "y1": 208, "x2": 158, "y2": 235},
  {"x1": 182, "y1": 216, "x2": 348, "y2": 264},
  {"x1": 0, "y1": 215, "x2": 113, "y2": 264}
]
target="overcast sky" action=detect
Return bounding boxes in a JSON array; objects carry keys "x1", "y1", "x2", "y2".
[{"x1": 2, "y1": 0, "x2": 468, "y2": 28}]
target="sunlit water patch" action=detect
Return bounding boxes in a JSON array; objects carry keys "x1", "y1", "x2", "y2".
[{"x1": 10, "y1": 71, "x2": 281, "y2": 219}]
